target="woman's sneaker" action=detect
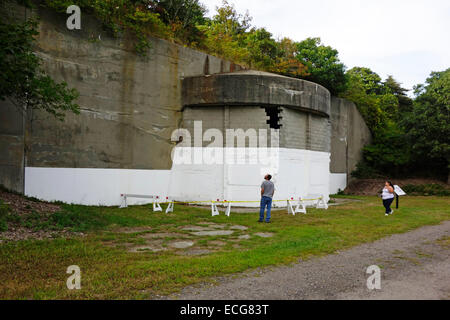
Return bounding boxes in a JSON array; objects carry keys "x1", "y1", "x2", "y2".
[
  {"x1": 390, "y1": 210, "x2": 394, "y2": 214},
  {"x1": 385, "y1": 213, "x2": 389, "y2": 216}
]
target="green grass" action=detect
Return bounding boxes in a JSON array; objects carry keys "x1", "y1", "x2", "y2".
[
  {"x1": 0, "y1": 200, "x2": 19, "y2": 232},
  {"x1": 0, "y1": 196, "x2": 449, "y2": 299}
]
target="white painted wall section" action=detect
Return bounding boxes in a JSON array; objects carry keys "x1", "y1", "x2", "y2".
[
  {"x1": 25, "y1": 147, "x2": 331, "y2": 207},
  {"x1": 329, "y1": 173, "x2": 347, "y2": 194},
  {"x1": 25, "y1": 167, "x2": 170, "y2": 206}
]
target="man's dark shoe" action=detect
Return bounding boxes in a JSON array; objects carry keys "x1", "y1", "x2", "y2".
[{"x1": 258, "y1": 220, "x2": 263, "y2": 223}]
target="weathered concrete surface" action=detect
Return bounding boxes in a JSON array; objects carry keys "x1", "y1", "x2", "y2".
[
  {"x1": 0, "y1": 99, "x2": 24, "y2": 193},
  {"x1": 181, "y1": 105, "x2": 272, "y2": 147},
  {"x1": 191, "y1": 230, "x2": 235, "y2": 236},
  {"x1": 182, "y1": 70, "x2": 331, "y2": 117},
  {"x1": 0, "y1": 1, "x2": 370, "y2": 201},
  {"x1": 182, "y1": 105, "x2": 331, "y2": 152},
  {"x1": 182, "y1": 70, "x2": 331, "y2": 152},
  {"x1": 330, "y1": 97, "x2": 372, "y2": 178},
  {"x1": 19, "y1": 5, "x2": 244, "y2": 170},
  {"x1": 0, "y1": 1, "x2": 27, "y2": 193}
]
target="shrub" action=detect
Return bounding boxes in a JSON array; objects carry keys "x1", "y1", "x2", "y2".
[
  {"x1": 401, "y1": 184, "x2": 450, "y2": 196},
  {"x1": 351, "y1": 161, "x2": 383, "y2": 179}
]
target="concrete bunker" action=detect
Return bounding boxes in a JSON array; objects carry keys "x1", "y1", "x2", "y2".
[
  {"x1": 168, "y1": 70, "x2": 332, "y2": 205},
  {"x1": 0, "y1": 6, "x2": 370, "y2": 205}
]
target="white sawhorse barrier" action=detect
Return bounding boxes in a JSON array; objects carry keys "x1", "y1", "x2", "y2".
[
  {"x1": 287, "y1": 197, "x2": 307, "y2": 215},
  {"x1": 119, "y1": 194, "x2": 174, "y2": 213},
  {"x1": 119, "y1": 194, "x2": 327, "y2": 216},
  {"x1": 315, "y1": 196, "x2": 328, "y2": 209},
  {"x1": 225, "y1": 202, "x2": 231, "y2": 217},
  {"x1": 119, "y1": 194, "x2": 156, "y2": 208},
  {"x1": 166, "y1": 200, "x2": 174, "y2": 213},
  {"x1": 287, "y1": 195, "x2": 328, "y2": 215},
  {"x1": 211, "y1": 201, "x2": 220, "y2": 216},
  {"x1": 211, "y1": 201, "x2": 232, "y2": 217}
]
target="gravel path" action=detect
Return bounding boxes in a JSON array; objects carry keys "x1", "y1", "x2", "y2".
[{"x1": 165, "y1": 220, "x2": 450, "y2": 300}]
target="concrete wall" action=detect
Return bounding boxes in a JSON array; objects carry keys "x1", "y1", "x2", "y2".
[
  {"x1": 183, "y1": 70, "x2": 331, "y2": 117},
  {"x1": 25, "y1": 147, "x2": 331, "y2": 207},
  {"x1": 182, "y1": 105, "x2": 331, "y2": 153},
  {"x1": 329, "y1": 97, "x2": 372, "y2": 193},
  {"x1": 169, "y1": 147, "x2": 330, "y2": 207},
  {"x1": 1, "y1": 1, "x2": 370, "y2": 205},
  {"x1": 176, "y1": 72, "x2": 332, "y2": 205},
  {"x1": 0, "y1": 2, "x2": 242, "y2": 197},
  {"x1": 0, "y1": 1, "x2": 26, "y2": 193},
  {"x1": 182, "y1": 70, "x2": 332, "y2": 153},
  {"x1": 182, "y1": 106, "x2": 270, "y2": 147},
  {"x1": 25, "y1": 6, "x2": 244, "y2": 171},
  {"x1": 0, "y1": 100, "x2": 25, "y2": 193}
]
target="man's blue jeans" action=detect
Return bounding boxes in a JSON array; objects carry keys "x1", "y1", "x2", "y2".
[{"x1": 259, "y1": 196, "x2": 272, "y2": 222}]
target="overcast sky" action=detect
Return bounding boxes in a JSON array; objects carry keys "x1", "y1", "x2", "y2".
[{"x1": 202, "y1": 0, "x2": 450, "y2": 94}]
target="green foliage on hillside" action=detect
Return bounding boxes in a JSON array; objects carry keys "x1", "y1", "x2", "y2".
[
  {"x1": 295, "y1": 37, "x2": 348, "y2": 95},
  {"x1": 42, "y1": 0, "x2": 354, "y2": 86},
  {"x1": 402, "y1": 184, "x2": 450, "y2": 196},
  {"x1": 402, "y1": 69, "x2": 450, "y2": 174},
  {"x1": 348, "y1": 68, "x2": 449, "y2": 179},
  {"x1": 196, "y1": 1, "x2": 310, "y2": 78}
]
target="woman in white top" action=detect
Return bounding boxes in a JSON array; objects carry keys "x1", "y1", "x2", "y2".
[{"x1": 381, "y1": 181, "x2": 395, "y2": 216}]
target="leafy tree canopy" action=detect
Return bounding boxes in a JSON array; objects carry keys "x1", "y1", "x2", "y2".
[
  {"x1": 350, "y1": 68, "x2": 449, "y2": 179},
  {"x1": 402, "y1": 69, "x2": 450, "y2": 166},
  {"x1": 0, "y1": 17, "x2": 79, "y2": 120},
  {"x1": 295, "y1": 37, "x2": 348, "y2": 95},
  {"x1": 384, "y1": 75, "x2": 413, "y2": 114},
  {"x1": 346, "y1": 67, "x2": 384, "y2": 95}
]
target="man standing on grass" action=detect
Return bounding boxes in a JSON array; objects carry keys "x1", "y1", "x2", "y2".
[{"x1": 259, "y1": 174, "x2": 275, "y2": 223}]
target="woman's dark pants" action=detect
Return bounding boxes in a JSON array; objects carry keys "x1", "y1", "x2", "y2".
[{"x1": 383, "y1": 198, "x2": 394, "y2": 214}]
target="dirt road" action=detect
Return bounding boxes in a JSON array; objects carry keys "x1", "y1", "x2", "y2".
[{"x1": 166, "y1": 221, "x2": 450, "y2": 300}]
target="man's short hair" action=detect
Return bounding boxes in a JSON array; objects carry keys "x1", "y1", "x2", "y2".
[{"x1": 267, "y1": 174, "x2": 272, "y2": 180}]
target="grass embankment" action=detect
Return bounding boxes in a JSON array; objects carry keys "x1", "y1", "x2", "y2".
[{"x1": 0, "y1": 195, "x2": 449, "y2": 299}]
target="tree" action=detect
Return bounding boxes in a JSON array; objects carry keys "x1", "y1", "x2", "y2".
[
  {"x1": 269, "y1": 37, "x2": 308, "y2": 77},
  {"x1": 197, "y1": 0, "x2": 251, "y2": 63},
  {"x1": 384, "y1": 75, "x2": 413, "y2": 114},
  {"x1": 357, "y1": 124, "x2": 411, "y2": 177},
  {"x1": 340, "y1": 68, "x2": 387, "y2": 132},
  {"x1": 243, "y1": 27, "x2": 278, "y2": 70},
  {"x1": 211, "y1": 0, "x2": 252, "y2": 38},
  {"x1": 341, "y1": 67, "x2": 402, "y2": 131},
  {"x1": 0, "y1": 17, "x2": 79, "y2": 120},
  {"x1": 351, "y1": 68, "x2": 449, "y2": 179},
  {"x1": 148, "y1": 0, "x2": 207, "y2": 45},
  {"x1": 199, "y1": 2, "x2": 308, "y2": 78},
  {"x1": 295, "y1": 37, "x2": 348, "y2": 95},
  {"x1": 346, "y1": 67, "x2": 384, "y2": 95},
  {"x1": 401, "y1": 69, "x2": 450, "y2": 177}
]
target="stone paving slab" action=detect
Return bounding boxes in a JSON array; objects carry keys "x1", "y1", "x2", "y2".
[
  {"x1": 191, "y1": 230, "x2": 235, "y2": 236},
  {"x1": 254, "y1": 232, "x2": 274, "y2": 238},
  {"x1": 168, "y1": 241, "x2": 195, "y2": 249}
]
